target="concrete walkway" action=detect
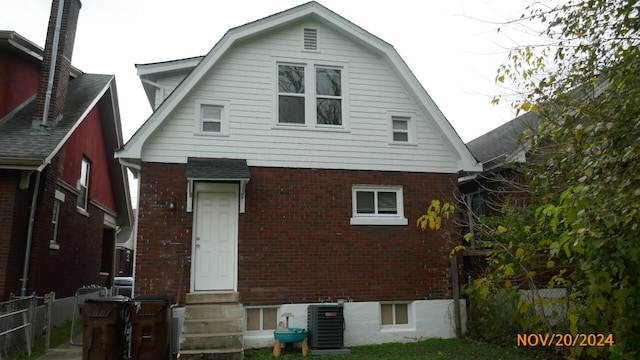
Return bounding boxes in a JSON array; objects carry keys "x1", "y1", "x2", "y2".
[{"x1": 37, "y1": 341, "x2": 81, "y2": 360}]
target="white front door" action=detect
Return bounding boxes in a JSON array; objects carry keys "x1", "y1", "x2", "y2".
[{"x1": 193, "y1": 184, "x2": 238, "y2": 291}]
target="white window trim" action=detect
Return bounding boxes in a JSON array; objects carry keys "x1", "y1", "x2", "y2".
[
  {"x1": 274, "y1": 58, "x2": 349, "y2": 131},
  {"x1": 77, "y1": 157, "x2": 90, "y2": 211},
  {"x1": 244, "y1": 306, "x2": 280, "y2": 334},
  {"x1": 350, "y1": 185, "x2": 408, "y2": 226},
  {"x1": 380, "y1": 302, "x2": 414, "y2": 330},
  {"x1": 194, "y1": 99, "x2": 230, "y2": 136},
  {"x1": 388, "y1": 111, "x2": 417, "y2": 145},
  {"x1": 50, "y1": 197, "x2": 62, "y2": 250}
]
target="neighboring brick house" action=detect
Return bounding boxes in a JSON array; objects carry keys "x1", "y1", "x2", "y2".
[
  {"x1": 0, "y1": 0, "x2": 132, "y2": 302},
  {"x1": 459, "y1": 112, "x2": 541, "y2": 279},
  {"x1": 116, "y1": 1, "x2": 480, "y2": 354}
]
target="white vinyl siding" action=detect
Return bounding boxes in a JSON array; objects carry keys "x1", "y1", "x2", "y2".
[
  {"x1": 152, "y1": 71, "x2": 190, "y2": 109},
  {"x1": 141, "y1": 20, "x2": 459, "y2": 173}
]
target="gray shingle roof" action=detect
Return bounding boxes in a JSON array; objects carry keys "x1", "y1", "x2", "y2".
[
  {"x1": 466, "y1": 112, "x2": 542, "y2": 164},
  {"x1": 0, "y1": 74, "x2": 112, "y2": 162},
  {"x1": 186, "y1": 157, "x2": 251, "y2": 179}
]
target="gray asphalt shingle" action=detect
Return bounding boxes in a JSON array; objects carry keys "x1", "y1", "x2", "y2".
[{"x1": 0, "y1": 74, "x2": 112, "y2": 161}]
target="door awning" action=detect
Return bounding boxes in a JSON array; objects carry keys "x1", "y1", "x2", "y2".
[
  {"x1": 186, "y1": 157, "x2": 251, "y2": 179},
  {"x1": 185, "y1": 158, "x2": 251, "y2": 212}
]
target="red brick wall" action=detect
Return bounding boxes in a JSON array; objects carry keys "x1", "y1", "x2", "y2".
[
  {"x1": 60, "y1": 105, "x2": 116, "y2": 211},
  {"x1": 136, "y1": 162, "x2": 459, "y2": 305},
  {"x1": 0, "y1": 152, "x2": 115, "y2": 300},
  {"x1": 0, "y1": 171, "x2": 23, "y2": 299},
  {"x1": 26, "y1": 155, "x2": 109, "y2": 298},
  {"x1": 135, "y1": 162, "x2": 191, "y2": 304}
]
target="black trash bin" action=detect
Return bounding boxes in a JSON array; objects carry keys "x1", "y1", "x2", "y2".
[
  {"x1": 130, "y1": 296, "x2": 169, "y2": 360},
  {"x1": 79, "y1": 296, "x2": 130, "y2": 360}
]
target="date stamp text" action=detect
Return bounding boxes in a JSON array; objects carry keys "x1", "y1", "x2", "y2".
[{"x1": 517, "y1": 333, "x2": 614, "y2": 347}]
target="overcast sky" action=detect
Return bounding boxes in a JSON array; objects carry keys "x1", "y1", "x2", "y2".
[{"x1": 1, "y1": 0, "x2": 540, "y2": 144}]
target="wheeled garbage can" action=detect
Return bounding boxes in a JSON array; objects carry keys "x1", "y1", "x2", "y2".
[
  {"x1": 129, "y1": 296, "x2": 170, "y2": 360},
  {"x1": 79, "y1": 296, "x2": 130, "y2": 360}
]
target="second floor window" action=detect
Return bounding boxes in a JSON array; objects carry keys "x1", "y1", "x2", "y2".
[
  {"x1": 277, "y1": 63, "x2": 344, "y2": 127},
  {"x1": 202, "y1": 105, "x2": 223, "y2": 133},
  {"x1": 316, "y1": 68, "x2": 342, "y2": 125},
  {"x1": 278, "y1": 65, "x2": 306, "y2": 124},
  {"x1": 77, "y1": 157, "x2": 90, "y2": 209}
]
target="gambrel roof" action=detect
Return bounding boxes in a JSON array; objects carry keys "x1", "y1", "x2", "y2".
[{"x1": 116, "y1": 1, "x2": 481, "y2": 173}]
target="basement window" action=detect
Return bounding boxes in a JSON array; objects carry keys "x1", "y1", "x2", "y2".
[
  {"x1": 381, "y1": 303, "x2": 410, "y2": 326},
  {"x1": 246, "y1": 307, "x2": 279, "y2": 332},
  {"x1": 351, "y1": 185, "x2": 407, "y2": 225}
]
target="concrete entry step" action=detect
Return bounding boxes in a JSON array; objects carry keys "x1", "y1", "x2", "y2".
[
  {"x1": 186, "y1": 292, "x2": 240, "y2": 304},
  {"x1": 179, "y1": 292, "x2": 244, "y2": 359}
]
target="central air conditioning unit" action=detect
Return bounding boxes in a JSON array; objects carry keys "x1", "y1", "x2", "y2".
[{"x1": 307, "y1": 304, "x2": 350, "y2": 355}]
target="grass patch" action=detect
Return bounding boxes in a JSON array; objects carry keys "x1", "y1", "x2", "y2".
[
  {"x1": 245, "y1": 338, "x2": 551, "y2": 359},
  {"x1": 5, "y1": 322, "x2": 73, "y2": 360}
]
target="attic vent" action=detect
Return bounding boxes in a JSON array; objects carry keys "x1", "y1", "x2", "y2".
[{"x1": 304, "y1": 28, "x2": 318, "y2": 50}]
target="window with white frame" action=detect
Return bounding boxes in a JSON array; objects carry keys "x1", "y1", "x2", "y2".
[
  {"x1": 202, "y1": 105, "x2": 223, "y2": 133},
  {"x1": 381, "y1": 303, "x2": 410, "y2": 326},
  {"x1": 277, "y1": 62, "x2": 345, "y2": 127},
  {"x1": 51, "y1": 200, "x2": 61, "y2": 244},
  {"x1": 351, "y1": 186, "x2": 408, "y2": 225},
  {"x1": 392, "y1": 116, "x2": 410, "y2": 142},
  {"x1": 389, "y1": 113, "x2": 416, "y2": 144},
  {"x1": 77, "y1": 157, "x2": 90, "y2": 210},
  {"x1": 246, "y1": 307, "x2": 278, "y2": 332},
  {"x1": 316, "y1": 67, "x2": 342, "y2": 125},
  {"x1": 278, "y1": 64, "x2": 306, "y2": 124},
  {"x1": 195, "y1": 100, "x2": 230, "y2": 136}
]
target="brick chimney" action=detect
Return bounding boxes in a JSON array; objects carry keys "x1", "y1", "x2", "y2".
[{"x1": 33, "y1": 0, "x2": 82, "y2": 130}]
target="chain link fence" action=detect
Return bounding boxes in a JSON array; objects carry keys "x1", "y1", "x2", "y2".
[{"x1": 0, "y1": 293, "x2": 37, "y2": 358}]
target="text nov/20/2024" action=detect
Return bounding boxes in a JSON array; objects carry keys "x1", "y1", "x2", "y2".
[{"x1": 517, "y1": 333, "x2": 614, "y2": 347}]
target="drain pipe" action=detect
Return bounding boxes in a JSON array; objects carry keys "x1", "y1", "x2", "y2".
[
  {"x1": 20, "y1": 0, "x2": 65, "y2": 296},
  {"x1": 40, "y1": 0, "x2": 65, "y2": 132},
  {"x1": 21, "y1": 170, "x2": 42, "y2": 297}
]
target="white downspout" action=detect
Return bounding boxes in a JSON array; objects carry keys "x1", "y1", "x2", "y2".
[{"x1": 40, "y1": 0, "x2": 65, "y2": 132}]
